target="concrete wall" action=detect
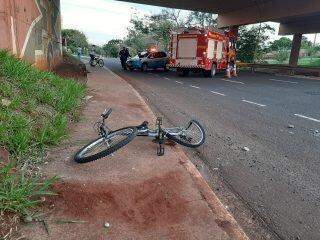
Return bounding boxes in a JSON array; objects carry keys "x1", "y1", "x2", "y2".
[{"x1": 0, "y1": 0, "x2": 62, "y2": 70}]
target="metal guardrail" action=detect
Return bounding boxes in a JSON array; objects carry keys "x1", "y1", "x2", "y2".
[{"x1": 238, "y1": 62, "x2": 320, "y2": 77}]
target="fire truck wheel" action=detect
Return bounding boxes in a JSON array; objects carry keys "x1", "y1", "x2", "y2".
[
  {"x1": 181, "y1": 69, "x2": 189, "y2": 77},
  {"x1": 210, "y1": 64, "x2": 217, "y2": 78},
  {"x1": 141, "y1": 63, "x2": 148, "y2": 72}
]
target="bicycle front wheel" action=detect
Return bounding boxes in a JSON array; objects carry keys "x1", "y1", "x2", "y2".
[
  {"x1": 98, "y1": 59, "x2": 104, "y2": 67},
  {"x1": 74, "y1": 127, "x2": 137, "y2": 163},
  {"x1": 165, "y1": 120, "x2": 205, "y2": 148}
]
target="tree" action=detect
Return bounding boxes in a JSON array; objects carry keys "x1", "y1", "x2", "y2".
[
  {"x1": 187, "y1": 11, "x2": 217, "y2": 28},
  {"x1": 269, "y1": 37, "x2": 292, "y2": 51},
  {"x1": 237, "y1": 24, "x2": 274, "y2": 63},
  {"x1": 124, "y1": 10, "x2": 185, "y2": 53},
  {"x1": 301, "y1": 36, "x2": 313, "y2": 49},
  {"x1": 61, "y1": 29, "x2": 89, "y2": 53},
  {"x1": 124, "y1": 9, "x2": 217, "y2": 54},
  {"x1": 103, "y1": 39, "x2": 123, "y2": 58}
]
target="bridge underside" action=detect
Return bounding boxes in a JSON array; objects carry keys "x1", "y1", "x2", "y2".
[{"x1": 120, "y1": 0, "x2": 320, "y2": 66}]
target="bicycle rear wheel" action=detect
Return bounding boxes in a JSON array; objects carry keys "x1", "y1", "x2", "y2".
[
  {"x1": 165, "y1": 120, "x2": 205, "y2": 148},
  {"x1": 74, "y1": 127, "x2": 137, "y2": 163},
  {"x1": 90, "y1": 59, "x2": 97, "y2": 66}
]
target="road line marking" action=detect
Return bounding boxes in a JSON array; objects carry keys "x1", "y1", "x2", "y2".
[
  {"x1": 221, "y1": 79, "x2": 245, "y2": 84},
  {"x1": 175, "y1": 81, "x2": 183, "y2": 84},
  {"x1": 269, "y1": 78, "x2": 298, "y2": 84},
  {"x1": 210, "y1": 91, "x2": 225, "y2": 96},
  {"x1": 164, "y1": 77, "x2": 171, "y2": 80},
  {"x1": 242, "y1": 100, "x2": 266, "y2": 107},
  {"x1": 190, "y1": 85, "x2": 200, "y2": 89},
  {"x1": 294, "y1": 114, "x2": 320, "y2": 123}
]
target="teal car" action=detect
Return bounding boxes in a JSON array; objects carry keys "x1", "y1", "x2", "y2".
[{"x1": 126, "y1": 51, "x2": 169, "y2": 72}]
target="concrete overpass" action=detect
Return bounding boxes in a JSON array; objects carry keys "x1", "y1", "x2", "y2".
[
  {"x1": 120, "y1": 0, "x2": 320, "y2": 67},
  {"x1": 1, "y1": 0, "x2": 320, "y2": 68}
]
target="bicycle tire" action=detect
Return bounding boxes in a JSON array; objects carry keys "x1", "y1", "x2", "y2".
[
  {"x1": 90, "y1": 59, "x2": 97, "y2": 67},
  {"x1": 98, "y1": 59, "x2": 104, "y2": 67},
  {"x1": 165, "y1": 120, "x2": 205, "y2": 148},
  {"x1": 74, "y1": 127, "x2": 137, "y2": 163}
]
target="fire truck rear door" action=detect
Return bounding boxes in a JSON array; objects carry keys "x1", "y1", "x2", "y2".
[
  {"x1": 207, "y1": 39, "x2": 215, "y2": 59},
  {"x1": 217, "y1": 41, "x2": 223, "y2": 60},
  {"x1": 178, "y1": 37, "x2": 197, "y2": 59}
]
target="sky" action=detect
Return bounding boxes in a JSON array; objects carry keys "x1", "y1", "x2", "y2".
[{"x1": 60, "y1": 0, "x2": 318, "y2": 46}]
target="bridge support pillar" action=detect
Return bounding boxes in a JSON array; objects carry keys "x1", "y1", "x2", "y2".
[{"x1": 289, "y1": 33, "x2": 302, "y2": 67}]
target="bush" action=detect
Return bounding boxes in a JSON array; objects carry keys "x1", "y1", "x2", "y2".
[{"x1": 275, "y1": 49, "x2": 289, "y2": 63}]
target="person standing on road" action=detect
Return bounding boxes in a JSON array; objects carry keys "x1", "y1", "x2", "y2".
[
  {"x1": 119, "y1": 47, "x2": 131, "y2": 70},
  {"x1": 226, "y1": 46, "x2": 237, "y2": 78},
  {"x1": 76, "y1": 47, "x2": 82, "y2": 60}
]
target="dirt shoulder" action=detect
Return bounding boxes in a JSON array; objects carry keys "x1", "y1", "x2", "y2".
[{"x1": 20, "y1": 65, "x2": 248, "y2": 240}]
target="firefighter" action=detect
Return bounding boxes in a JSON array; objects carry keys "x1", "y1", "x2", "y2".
[
  {"x1": 119, "y1": 47, "x2": 131, "y2": 70},
  {"x1": 226, "y1": 46, "x2": 237, "y2": 78}
]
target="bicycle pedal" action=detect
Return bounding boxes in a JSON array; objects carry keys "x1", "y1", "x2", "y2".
[
  {"x1": 156, "y1": 117, "x2": 163, "y2": 126},
  {"x1": 157, "y1": 145, "x2": 165, "y2": 156}
]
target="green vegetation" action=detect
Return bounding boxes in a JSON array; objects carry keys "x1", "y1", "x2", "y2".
[
  {"x1": 103, "y1": 39, "x2": 123, "y2": 58},
  {"x1": 275, "y1": 49, "x2": 290, "y2": 63},
  {"x1": 0, "y1": 50, "x2": 85, "y2": 157},
  {"x1": 237, "y1": 24, "x2": 275, "y2": 63},
  {"x1": 269, "y1": 37, "x2": 292, "y2": 51},
  {"x1": 0, "y1": 162, "x2": 57, "y2": 215},
  {"x1": 124, "y1": 10, "x2": 217, "y2": 54},
  {"x1": 0, "y1": 50, "x2": 85, "y2": 217},
  {"x1": 62, "y1": 29, "x2": 89, "y2": 54}
]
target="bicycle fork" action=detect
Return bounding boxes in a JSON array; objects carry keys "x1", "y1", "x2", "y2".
[{"x1": 156, "y1": 117, "x2": 165, "y2": 156}]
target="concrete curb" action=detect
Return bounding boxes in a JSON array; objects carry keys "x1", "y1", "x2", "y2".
[{"x1": 104, "y1": 66, "x2": 249, "y2": 240}]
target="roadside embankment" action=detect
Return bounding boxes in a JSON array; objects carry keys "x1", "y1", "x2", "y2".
[{"x1": 0, "y1": 50, "x2": 86, "y2": 239}]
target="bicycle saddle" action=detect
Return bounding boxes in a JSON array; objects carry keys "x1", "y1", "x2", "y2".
[{"x1": 137, "y1": 121, "x2": 149, "y2": 129}]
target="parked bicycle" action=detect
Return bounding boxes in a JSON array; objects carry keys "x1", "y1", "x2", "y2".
[
  {"x1": 74, "y1": 108, "x2": 205, "y2": 163},
  {"x1": 89, "y1": 54, "x2": 104, "y2": 67}
]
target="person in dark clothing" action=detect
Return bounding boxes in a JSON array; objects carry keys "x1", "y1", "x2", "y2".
[{"x1": 119, "y1": 47, "x2": 131, "y2": 70}]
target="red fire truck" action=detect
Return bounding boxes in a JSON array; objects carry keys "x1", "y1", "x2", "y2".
[{"x1": 168, "y1": 28, "x2": 237, "y2": 77}]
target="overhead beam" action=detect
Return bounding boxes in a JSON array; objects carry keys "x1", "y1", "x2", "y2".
[
  {"x1": 217, "y1": 0, "x2": 320, "y2": 28},
  {"x1": 279, "y1": 16, "x2": 320, "y2": 35}
]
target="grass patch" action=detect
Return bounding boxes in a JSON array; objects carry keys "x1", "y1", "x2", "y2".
[
  {"x1": 0, "y1": 162, "x2": 57, "y2": 215},
  {"x1": 0, "y1": 50, "x2": 86, "y2": 158},
  {"x1": 0, "y1": 50, "x2": 86, "y2": 221}
]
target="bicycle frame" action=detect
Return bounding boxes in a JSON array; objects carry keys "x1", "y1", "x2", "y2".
[{"x1": 99, "y1": 116, "x2": 184, "y2": 156}]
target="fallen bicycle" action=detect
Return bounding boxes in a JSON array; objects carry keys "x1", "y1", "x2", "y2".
[{"x1": 74, "y1": 108, "x2": 205, "y2": 163}]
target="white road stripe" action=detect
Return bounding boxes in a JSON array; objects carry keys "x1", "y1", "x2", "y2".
[
  {"x1": 269, "y1": 78, "x2": 298, "y2": 84},
  {"x1": 190, "y1": 85, "x2": 200, "y2": 89},
  {"x1": 221, "y1": 79, "x2": 245, "y2": 84},
  {"x1": 294, "y1": 114, "x2": 320, "y2": 123},
  {"x1": 242, "y1": 100, "x2": 266, "y2": 107},
  {"x1": 175, "y1": 81, "x2": 183, "y2": 84},
  {"x1": 164, "y1": 77, "x2": 171, "y2": 80},
  {"x1": 210, "y1": 91, "x2": 225, "y2": 96}
]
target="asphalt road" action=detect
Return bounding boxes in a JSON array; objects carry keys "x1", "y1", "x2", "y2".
[{"x1": 104, "y1": 58, "x2": 320, "y2": 240}]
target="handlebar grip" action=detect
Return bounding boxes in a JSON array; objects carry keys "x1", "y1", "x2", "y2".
[{"x1": 101, "y1": 108, "x2": 112, "y2": 119}]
